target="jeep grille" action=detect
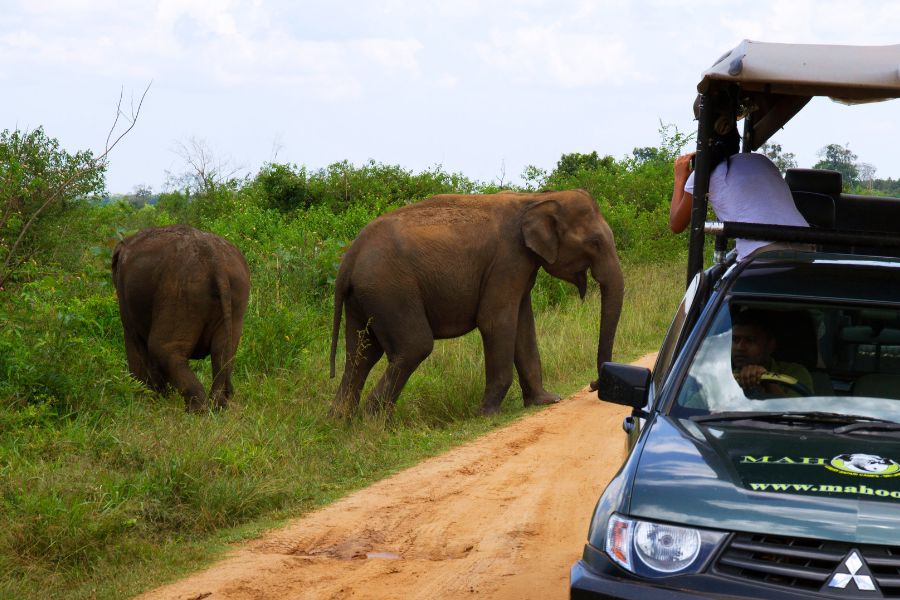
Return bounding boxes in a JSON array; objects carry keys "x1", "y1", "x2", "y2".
[{"x1": 715, "y1": 532, "x2": 900, "y2": 596}]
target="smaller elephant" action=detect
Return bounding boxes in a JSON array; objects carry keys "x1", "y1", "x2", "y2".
[{"x1": 112, "y1": 225, "x2": 250, "y2": 411}]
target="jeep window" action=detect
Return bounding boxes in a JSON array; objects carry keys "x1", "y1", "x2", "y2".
[
  {"x1": 671, "y1": 299, "x2": 900, "y2": 423},
  {"x1": 652, "y1": 273, "x2": 701, "y2": 393}
]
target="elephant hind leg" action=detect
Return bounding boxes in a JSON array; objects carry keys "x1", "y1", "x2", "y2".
[
  {"x1": 364, "y1": 351, "x2": 431, "y2": 416},
  {"x1": 123, "y1": 331, "x2": 163, "y2": 391},
  {"x1": 149, "y1": 337, "x2": 207, "y2": 412},
  {"x1": 331, "y1": 313, "x2": 385, "y2": 419},
  {"x1": 363, "y1": 328, "x2": 434, "y2": 416},
  {"x1": 146, "y1": 361, "x2": 168, "y2": 395},
  {"x1": 210, "y1": 330, "x2": 236, "y2": 410}
]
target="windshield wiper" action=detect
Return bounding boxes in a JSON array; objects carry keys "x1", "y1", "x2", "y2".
[
  {"x1": 833, "y1": 421, "x2": 900, "y2": 434},
  {"x1": 692, "y1": 411, "x2": 891, "y2": 426}
]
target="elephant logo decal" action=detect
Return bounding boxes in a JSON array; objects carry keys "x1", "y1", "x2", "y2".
[{"x1": 830, "y1": 453, "x2": 900, "y2": 476}]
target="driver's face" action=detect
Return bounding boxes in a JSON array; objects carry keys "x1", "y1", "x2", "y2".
[{"x1": 731, "y1": 324, "x2": 775, "y2": 369}]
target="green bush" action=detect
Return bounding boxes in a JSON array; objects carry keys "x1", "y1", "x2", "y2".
[
  {"x1": 0, "y1": 127, "x2": 106, "y2": 287},
  {"x1": 244, "y1": 160, "x2": 479, "y2": 214},
  {"x1": 0, "y1": 126, "x2": 692, "y2": 599}
]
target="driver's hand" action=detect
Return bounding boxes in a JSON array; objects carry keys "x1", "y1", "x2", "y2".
[{"x1": 734, "y1": 365, "x2": 766, "y2": 389}]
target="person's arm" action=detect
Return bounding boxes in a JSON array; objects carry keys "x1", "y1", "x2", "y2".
[
  {"x1": 734, "y1": 364, "x2": 767, "y2": 390},
  {"x1": 735, "y1": 365, "x2": 790, "y2": 396},
  {"x1": 669, "y1": 153, "x2": 695, "y2": 233}
]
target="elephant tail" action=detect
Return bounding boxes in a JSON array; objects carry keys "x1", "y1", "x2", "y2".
[
  {"x1": 216, "y1": 270, "x2": 235, "y2": 362},
  {"x1": 111, "y1": 242, "x2": 124, "y2": 281},
  {"x1": 330, "y1": 265, "x2": 349, "y2": 379}
]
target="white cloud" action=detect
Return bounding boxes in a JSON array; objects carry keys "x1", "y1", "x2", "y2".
[
  {"x1": 0, "y1": 0, "x2": 423, "y2": 99},
  {"x1": 433, "y1": 0, "x2": 484, "y2": 18},
  {"x1": 357, "y1": 39, "x2": 423, "y2": 76},
  {"x1": 476, "y1": 25, "x2": 637, "y2": 88},
  {"x1": 151, "y1": 2, "x2": 423, "y2": 97},
  {"x1": 0, "y1": 27, "x2": 152, "y2": 79},
  {"x1": 434, "y1": 73, "x2": 460, "y2": 89},
  {"x1": 16, "y1": 0, "x2": 124, "y2": 16},
  {"x1": 2, "y1": 0, "x2": 899, "y2": 193},
  {"x1": 718, "y1": 0, "x2": 900, "y2": 46}
]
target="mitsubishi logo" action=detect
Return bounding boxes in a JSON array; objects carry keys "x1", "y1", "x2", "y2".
[{"x1": 826, "y1": 551, "x2": 878, "y2": 594}]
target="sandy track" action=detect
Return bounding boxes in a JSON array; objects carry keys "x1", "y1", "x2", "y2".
[{"x1": 138, "y1": 354, "x2": 654, "y2": 600}]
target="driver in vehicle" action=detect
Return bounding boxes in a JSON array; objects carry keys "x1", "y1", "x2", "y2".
[{"x1": 731, "y1": 308, "x2": 813, "y2": 397}]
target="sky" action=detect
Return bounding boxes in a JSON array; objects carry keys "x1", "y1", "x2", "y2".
[{"x1": 2, "y1": 0, "x2": 898, "y2": 194}]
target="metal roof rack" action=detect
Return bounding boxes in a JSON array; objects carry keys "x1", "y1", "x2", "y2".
[{"x1": 705, "y1": 221, "x2": 900, "y2": 251}]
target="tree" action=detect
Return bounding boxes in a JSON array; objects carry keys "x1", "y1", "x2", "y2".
[
  {"x1": 554, "y1": 151, "x2": 615, "y2": 178},
  {"x1": 630, "y1": 146, "x2": 664, "y2": 164},
  {"x1": 857, "y1": 162, "x2": 877, "y2": 189},
  {"x1": 0, "y1": 85, "x2": 149, "y2": 287},
  {"x1": 165, "y1": 137, "x2": 242, "y2": 195},
  {"x1": 656, "y1": 121, "x2": 694, "y2": 159},
  {"x1": 759, "y1": 142, "x2": 797, "y2": 174},
  {"x1": 253, "y1": 162, "x2": 311, "y2": 212},
  {"x1": 814, "y1": 143, "x2": 859, "y2": 188},
  {"x1": 126, "y1": 184, "x2": 154, "y2": 207},
  {"x1": 520, "y1": 164, "x2": 548, "y2": 191}
]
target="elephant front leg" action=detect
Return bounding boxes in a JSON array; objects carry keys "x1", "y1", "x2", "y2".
[
  {"x1": 514, "y1": 295, "x2": 559, "y2": 407},
  {"x1": 478, "y1": 324, "x2": 518, "y2": 416}
]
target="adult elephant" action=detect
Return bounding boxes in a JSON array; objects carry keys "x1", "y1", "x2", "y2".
[
  {"x1": 329, "y1": 189, "x2": 624, "y2": 416},
  {"x1": 112, "y1": 225, "x2": 250, "y2": 412}
]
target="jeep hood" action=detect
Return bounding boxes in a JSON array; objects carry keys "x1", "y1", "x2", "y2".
[{"x1": 629, "y1": 415, "x2": 900, "y2": 545}]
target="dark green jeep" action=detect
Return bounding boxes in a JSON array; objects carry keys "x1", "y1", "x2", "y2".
[{"x1": 571, "y1": 40, "x2": 900, "y2": 599}]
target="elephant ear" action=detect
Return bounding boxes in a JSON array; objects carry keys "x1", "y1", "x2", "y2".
[{"x1": 522, "y1": 200, "x2": 559, "y2": 264}]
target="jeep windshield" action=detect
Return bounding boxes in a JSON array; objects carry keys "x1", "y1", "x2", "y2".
[{"x1": 671, "y1": 295, "x2": 900, "y2": 424}]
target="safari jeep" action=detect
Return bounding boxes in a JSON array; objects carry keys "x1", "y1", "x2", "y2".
[{"x1": 571, "y1": 40, "x2": 900, "y2": 599}]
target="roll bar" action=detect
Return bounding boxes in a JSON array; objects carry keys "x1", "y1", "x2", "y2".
[{"x1": 704, "y1": 221, "x2": 900, "y2": 251}]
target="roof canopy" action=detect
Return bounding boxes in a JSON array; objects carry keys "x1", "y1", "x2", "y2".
[
  {"x1": 698, "y1": 40, "x2": 900, "y2": 149},
  {"x1": 700, "y1": 40, "x2": 900, "y2": 101}
]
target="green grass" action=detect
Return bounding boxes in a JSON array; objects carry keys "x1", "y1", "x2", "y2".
[
  {"x1": 0, "y1": 259, "x2": 685, "y2": 600},
  {"x1": 1, "y1": 141, "x2": 695, "y2": 599}
]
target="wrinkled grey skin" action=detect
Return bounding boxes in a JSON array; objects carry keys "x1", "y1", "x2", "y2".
[
  {"x1": 112, "y1": 225, "x2": 250, "y2": 412},
  {"x1": 329, "y1": 189, "x2": 624, "y2": 417}
]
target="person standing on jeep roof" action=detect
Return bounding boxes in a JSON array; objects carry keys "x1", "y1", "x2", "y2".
[{"x1": 668, "y1": 95, "x2": 809, "y2": 261}]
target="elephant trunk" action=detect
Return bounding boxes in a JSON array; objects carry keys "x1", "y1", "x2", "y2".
[{"x1": 591, "y1": 251, "x2": 624, "y2": 386}]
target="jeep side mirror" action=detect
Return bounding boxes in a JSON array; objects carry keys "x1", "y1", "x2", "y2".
[{"x1": 596, "y1": 362, "x2": 651, "y2": 410}]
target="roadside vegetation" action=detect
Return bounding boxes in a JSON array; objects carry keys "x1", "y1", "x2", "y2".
[{"x1": 1, "y1": 124, "x2": 885, "y2": 599}]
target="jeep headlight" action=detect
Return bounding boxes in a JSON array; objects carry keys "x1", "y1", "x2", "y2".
[
  {"x1": 604, "y1": 514, "x2": 724, "y2": 577},
  {"x1": 633, "y1": 520, "x2": 700, "y2": 572}
]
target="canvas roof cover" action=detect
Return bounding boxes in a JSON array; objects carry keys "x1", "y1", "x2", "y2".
[
  {"x1": 699, "y1": 40, "x2": 900, "y2": 102},
  {"x1": 697, "y1": 40, "x2": 900, "y2": 150}
]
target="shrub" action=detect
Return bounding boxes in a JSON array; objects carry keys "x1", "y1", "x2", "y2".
[{"x1": 0, "y1": 127, "x2": 106, "y2": 287}]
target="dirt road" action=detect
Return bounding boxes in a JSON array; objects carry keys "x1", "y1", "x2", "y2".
[{"x1": 138, "y1": 354, "x2": 654, "y2": 600}]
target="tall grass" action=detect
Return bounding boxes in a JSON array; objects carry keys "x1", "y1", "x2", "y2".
[
  {"x1": 1, "y1": 150, "x2": 692, "y2": 598},
  {"x1": 1, "y1": 256, "x2": 684, "y2": 600}
]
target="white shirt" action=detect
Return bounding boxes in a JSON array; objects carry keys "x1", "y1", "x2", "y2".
[{"x1": 685, "y1": 152, "x2": 809, "y2": 260}]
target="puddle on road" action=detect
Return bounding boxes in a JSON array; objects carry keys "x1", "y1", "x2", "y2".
[{"x1": 365, "y1": 551, "x2": 402, "y2": 560}]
